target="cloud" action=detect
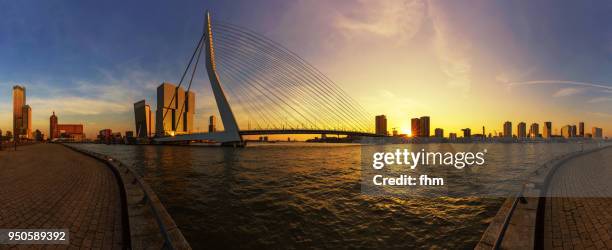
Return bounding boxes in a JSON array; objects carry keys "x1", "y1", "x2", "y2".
[
  {"x1": 334, "y1": 0, "x2": 426, "y2": 41},
  {"x1": 427, "y1": 1, "x2": 473, "y2": 96},
  {"x1": 588, "y1": 97, "x2": 612, "y2": 103},
  {"x1": 28, "y1": 97, "x2": 129, "y2": 115},
  {"x1": 587, "y1": 112, "x2": 612, "y2": 118},
  {"x1": 507, "y1": 80, "x2": 612, "y2": 90},
  {"x1": 552, "y1": 87, "x2": 583, "y2": 97}
]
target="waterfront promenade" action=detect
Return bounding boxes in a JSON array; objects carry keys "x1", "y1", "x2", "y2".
[
  {"x1": 0, "y1": 143, "x2": 125, "y2": 249},
  {"x1": 543, "y1": 146, "x2": 612, "y2": 249}
]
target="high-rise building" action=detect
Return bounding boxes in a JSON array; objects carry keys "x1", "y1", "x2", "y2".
[
  {"x1": 592, "y1": 127, "x2": 603, "y2": 138},
  {"x1": 579, "y1": 122, "x2": 584, "y2": 137},
  {"x1": 22, "y1": 105, "x2": 32, "y2": 139},
  {"x1": 543, "y1": 121, "x2": 552, "y2": 139},
  {"x1": 529, "y1": 123, "x2": 539, "y2": 138},
  {"x1": 411, "y1": 118, "x2": 420, "y2": 137},
  {"x1": 12, "y1": 85, "x2": 26, "y2": 140},
  {"x1": 375, "y1": 115, "x2": 387, "y2": 136},
  {"x1": 434, "y1": 128, "x2": 443, "y2": 138},
  {"x1": 209, "y1": 115, "x2": 217, "y2": 133},
  {"x1": 517, "y1": 122, "x2": 527, "y2": 138},
  {"x1": 50, "y1": 111, "x2": 59, "y2": 139},
  {"x1": 503, "y1": 121, "x2": 512, "y2": 138},
  {"x1": 156, "y1": 82, "x2": 196, "y2": 136},
  {"x1": 561, "y1": 125, "x2": 571, "y2": 138},
  {"x1": 449, "y1": 133, "x2": 457, "y2": 140},
  {"x1": 462, "y1": 128, "x2": 471, "y2": 138},
  {"x1": 570, "y1": 125, "x2": 577, "y2": 137},
  {"x1": 419, "y1": 116, "x2": 430, "y2": 137},
  {"x1": 134, "y1": 100, "x2": 153, "y2": 138}
]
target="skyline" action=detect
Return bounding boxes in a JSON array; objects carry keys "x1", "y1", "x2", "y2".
[{"x1": 1, "y1": 0, "x2": 611, "y2": 137}]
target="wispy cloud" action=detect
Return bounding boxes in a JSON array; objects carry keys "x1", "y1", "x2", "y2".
[
  {"x1": 587, "y1": 112, "x2": 612, "y2": 118},
  {"x1": 334, "y1": 0, "x2": 425, "y2": 41},
  {"x1": 552, "y1": 87, "x2": 583, "y2": 97},
  {"x1": 588, "y1": 97, "x2": 612, "y2": 103},
  {"x1": 427, "y1": 1, "x2": 473, "y2": 96},
  {"x1": 28, "y1": 97, "x2": 129, "y2": 115},
  {"x1": 507, "y1": 80, "x2": 612, "y2": 90}
]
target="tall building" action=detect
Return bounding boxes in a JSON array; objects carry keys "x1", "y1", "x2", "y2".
[
  {"x1": 592, "y1": 127, "x2": 603, "y2": 138},
  {"x1": 22, "y1": 105, "x2": 32, "y2": 139},
  {"x1": 419, "y1": 116, "x2": 430, "y2": 137},
  {"x1": 462, "y1": 128, "x2": 471, "y2": 138},
  {"x1": 209, "y1": 115, "x2": 217, "y2": 133},
  {"x1": 375, "y1": 115, "x2": 387, "y2": 136},
  {"x1": 156, "y1": 82, "x2": 196, "y2": 136},
  {"x1": 543, "y1": 121, "x2": 552, "y2": 139},
  {"x1": 12, "y1": 85, "x2": 26, "y2": 140},
  {"x1": 134, "y1": 100, "x2": 153, "y2": 138},
  {"x1": 579, "y1": 122, "x2": 584, "y2": 137},
  {"x1": 517, "y1": 122, "x2": 527, "y2": 138},
  {"x1": 529, "y1": 123, "x2": 539, "y2": 138},
  {"x1": 561, "y1": 125, "x2": 571, "y2": 138},
  {"x1": 503, "y1": 121, "x2": 512, "y2": 138},
  {"x1": 570, "y1": 125, "x2": 577, "y2": 137},
  {"x1": 50, "y1": 111, "x2": 59, "y2": 139},
  {"x1": 411, "y1": 118, "x2": 420, "y2": 137},
  {"x1": 434, "y1": 128, "x2": 443, "y2": 138}
]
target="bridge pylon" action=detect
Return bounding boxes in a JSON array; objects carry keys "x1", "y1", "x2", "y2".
[{"x1": 204, "y1": 11, "x2": 243, "y2": 146}]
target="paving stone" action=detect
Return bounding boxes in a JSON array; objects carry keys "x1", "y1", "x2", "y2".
[{"x1": 0, "y1": 144, "x2": 125, "y2": 249}]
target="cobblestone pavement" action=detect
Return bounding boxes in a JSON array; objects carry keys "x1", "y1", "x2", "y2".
[
  {"x1": 0, "y1": 144, "x2": 125, "y2": 249},
  {"x1": 544, "y1": 146, "x2": 612, "y2": 250}
]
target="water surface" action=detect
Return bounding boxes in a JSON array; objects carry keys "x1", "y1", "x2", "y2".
[{"x1": 74, "y1": 142, "x2": 589, "y2": 249}]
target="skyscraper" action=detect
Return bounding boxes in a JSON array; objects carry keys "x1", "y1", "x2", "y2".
[
  {"x1": 22, "y1": 105, "x2": 32, "y2": 139},
  {"x1": 517, "y1": 122, "x2": 527, "y2": 138},
  {"x1": 529, "y1": 123, "x2": 539, "y2": 138},
  {"x1": 12, "y1": 85, "x2": 26, "y2": 140},
  {"x1": 570, "y1": 125, "x2": 577, "y2": 137},
  {"x1": 411, "y1": 118, "x2": 420, "y2": 137},
  {"x1": 579, "y1": 122, "x2": 584, "y2": 137},
  {"x1": 543, "y1": 121, "x2": 552, "y2": 138},
  {"x1": 592, "y1": 127, "x2": 603, "y2": 138},
  {"x1": 209, "y1": 115, "x2": 217, "y2": 133},
  {"x1": 503, "y1": 121, "x2": 512, "y2": 138},
  {"x1": 434, "y1": 128, "x2": 443, "y2": 138},
  {"x1": 462, "y1": 128, "x2": 471, "y2": 138},
  {"x1": 561, "y1": 125, "x2": 571, "y2": 138},
  {"x1": 375, "y1": 115, "x2": 387, "y2": 136},
  {"x1": 419, "y1": 116, "x2": 430, "y2": 137},
  {"x1": 134, "y1": 100, "x2": 153, "y2": 139},
  {"x1": 50, "y1": 111, "x2": 58, "y2": 139},
  {"x1": 156, "y1": 82, "x2": 196, "y2": 136}
]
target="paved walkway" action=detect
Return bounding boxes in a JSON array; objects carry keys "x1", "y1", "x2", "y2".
[
  {"x1": 543, "y1": 146, "x2": 612, "y2": 249},
  {"x1": 0, "y1": 144, "x2": 125, "y2": 249}
]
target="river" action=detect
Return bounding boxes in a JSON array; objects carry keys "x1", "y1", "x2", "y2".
[{"x1": 72, "y1": 142, "x2": 592, "y2": 249}]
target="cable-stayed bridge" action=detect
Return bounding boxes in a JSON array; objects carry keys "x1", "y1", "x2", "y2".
[{"x1": 155, "y1": 11, "x2": 381, "y2": 145}]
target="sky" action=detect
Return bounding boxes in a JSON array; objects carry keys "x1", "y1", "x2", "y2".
[{"x1": 1, "y1": 0, "x2": 611, "y2": 138}]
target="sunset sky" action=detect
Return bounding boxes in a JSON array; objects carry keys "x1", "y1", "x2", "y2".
[{"x1": 1, "y1": 0, "x2": 611, "y2": 138}]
